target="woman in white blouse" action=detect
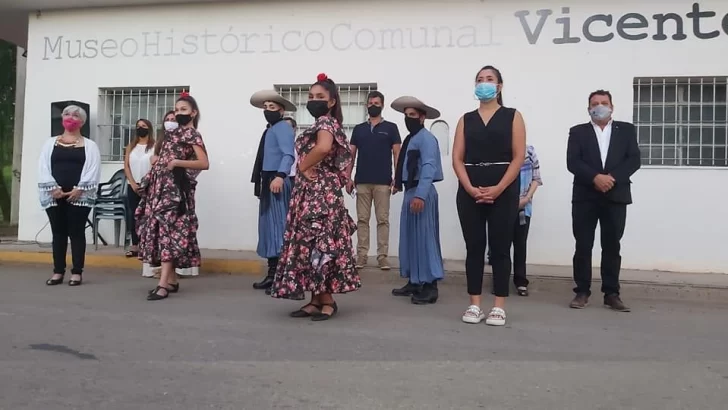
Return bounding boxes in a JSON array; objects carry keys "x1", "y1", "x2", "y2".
[{"x1": 123, "y1": 118, "x2": 155, "y2": 257}]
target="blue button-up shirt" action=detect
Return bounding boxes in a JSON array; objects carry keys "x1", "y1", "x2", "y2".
[
  {"x1": 262, "y1": 120, "x2": 295, "y2": 174},
  {"x1": 402, "y1": 128, "x2": 444, "y2": 200}
]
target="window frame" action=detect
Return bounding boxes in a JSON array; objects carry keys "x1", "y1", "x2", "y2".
[
  {"x1": 96, "y1": 86, "x2": 189, "y2": 162},
  {"x1": 633, "y1": 76, "x2": 728, "y2": 169}
]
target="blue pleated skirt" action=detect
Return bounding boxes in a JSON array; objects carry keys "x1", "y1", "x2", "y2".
[
  {"x1": 257, "y1": 177, "x2": 293, "y2": 259},
  {"x1": 399, "y1": 184, "x2": 445, "y2": 284}
]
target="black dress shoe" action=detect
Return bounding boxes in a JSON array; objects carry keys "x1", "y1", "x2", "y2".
[
  {"x1": 253, "y1": 276, "x2": 274, "y2": 290},
  {"x1": 411, "y1": 282, "x2": 438, "y2": 305},
  {"x1": 46, "y1": 274, "x2": 64, "y2": 286},
  {"x1": 68, "y1": 275, "x2": 82, "y2": 287},
  {"x1": 392, "y1": 281, "x2": 422, "y2": 297}
]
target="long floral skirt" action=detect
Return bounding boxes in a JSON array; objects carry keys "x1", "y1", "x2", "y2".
[{"x1": 269, "y1": 175, "x2": 360, "y2": 300}]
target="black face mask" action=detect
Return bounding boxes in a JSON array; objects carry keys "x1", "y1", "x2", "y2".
[
  {"x1": 176, "y1": 114, "x2": 193, "y2": 126},
  {"x1": 136, "y1": 127, "x2": 149, "y2": 137},
  {"x1": 306, "y1": 100, "x2": 330, "y2": 119},
  {"x1": 367, "y1": 105, "x2": 383, "y2": 118},
  {"x1": 264, "y1": 110, "x2": 283, "y2": 125},
  {"x1": 405, "y1": 116, "x2": 424, "y2": 134}
]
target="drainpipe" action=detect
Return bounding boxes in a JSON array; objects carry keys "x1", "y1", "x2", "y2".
[{"x1": 10, "y1": 46, "x2": 26, "y2": 225}]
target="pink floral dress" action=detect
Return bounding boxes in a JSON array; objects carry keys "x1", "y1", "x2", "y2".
[
  {"x1": 135, "y1": 127, "x2": 205, "y2": 268},
  {"x1": 270, "y1": 115, "x2": 360, "y2": 300}
]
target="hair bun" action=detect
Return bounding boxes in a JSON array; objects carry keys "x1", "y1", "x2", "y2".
[{"x1": 316, "y1": 73, "x2": 328, "y2": 82}]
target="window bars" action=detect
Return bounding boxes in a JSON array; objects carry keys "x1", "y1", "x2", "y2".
[
  {"x1": 97, "y1": 87, "x2": 188, "y2": 161},
  {"x1": 633, "y1": 77, "x2": 728, "y2": 167}
]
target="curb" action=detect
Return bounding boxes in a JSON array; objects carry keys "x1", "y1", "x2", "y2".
[{"x1": 0, "y1": 251, "x2": 263, "y2": 275}]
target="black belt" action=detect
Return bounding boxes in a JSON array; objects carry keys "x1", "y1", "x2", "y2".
[{"x1": 403, "y1": 180, "x2": 419, "y2": 189}]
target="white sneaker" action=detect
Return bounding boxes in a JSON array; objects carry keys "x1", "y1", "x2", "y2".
[
  {"x1": 462, "y1": 305, "x2": 485, "y2": 324},
  {"x1": 485, "y1": 307, "x2": 507, "y2": 326}
]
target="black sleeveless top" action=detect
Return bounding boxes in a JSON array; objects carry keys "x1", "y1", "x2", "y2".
[
  {"x1": 462, "y1": 107, "x2": 516, "y2": 187},
  {"x1": 462, "y1": 107, "x2": 516, "y2": 164},
  {"x1": 51, "y1": 145, "x2": 86, "y2": 192}
]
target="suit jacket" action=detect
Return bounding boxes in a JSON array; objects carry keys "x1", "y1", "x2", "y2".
[{"x1": 566, "y1": 120, "x2": 641, "y2": 204}]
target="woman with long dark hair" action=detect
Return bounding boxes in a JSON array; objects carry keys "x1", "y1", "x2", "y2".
[
  {"x1": 136, "y1": 92, "x2": 209, "y2": 301},
  {"x1": 123, "y1": 118, "x2": 155, "y2": 258},
  {"x1": 453, "y1": 65, "x2": 526, "y2": 326},
  {"x1": 269, "y1": 73, "x2": 360, "y2": 321}
]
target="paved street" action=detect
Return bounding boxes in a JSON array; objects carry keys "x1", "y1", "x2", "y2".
[{"x1": 1, "y1": 264, "x2": 727, "y2": 410}]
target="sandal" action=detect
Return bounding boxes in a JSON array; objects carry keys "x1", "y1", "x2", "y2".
[
  {"x1": 311, "y1": 303, "x2": 338, "y2": 322},
  {"x1": 125, "y1": 250, "x2": 139, "y2": 258},
  {"x1": 517, "y1": 286, "x2": 529, "y2": 297},
  {"x1": 290, "y1": 303, "x2": 322, "y2": 318},
  {"x1": 147, "y1": 286, "x2": 169, "y2": 301},
  {"x1": 148, "y1": 283, "x2": 179, "y2": 295},
  {"x1": 462, "y1": 305, "x2": 485, "y2": 324},
  {"x1": 485, "y1": 307, "x2": 507, "y2": 326}
]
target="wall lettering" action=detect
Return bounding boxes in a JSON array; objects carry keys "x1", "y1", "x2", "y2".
[
  {"x1": 41, "y1": 19, "x2": 499, "y2": 61},
  {"x1": 515, "y1": 2, "x2": 728, "y2": 44}
]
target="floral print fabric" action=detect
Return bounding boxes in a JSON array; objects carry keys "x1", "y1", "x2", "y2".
[
  {"x1": 135, "y1": 127, "x2": 205, "y2": 268},
  {"x1": 270, "y1": 115, "x2": 361, "y2": 300}
]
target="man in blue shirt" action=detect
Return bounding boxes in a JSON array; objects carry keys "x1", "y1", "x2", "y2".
[{"x1": 346, "y1": 91, "x2": 401, "y2": 270}]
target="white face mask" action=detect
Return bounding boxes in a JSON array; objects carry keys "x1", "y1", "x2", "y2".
[{"x1": 164, "y1": 121, "x2": 179, "y2": 131}]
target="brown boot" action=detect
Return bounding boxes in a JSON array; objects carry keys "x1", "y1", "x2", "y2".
[
  {"x1": 604, "y1": 294, "x2": 630, "y2": 312},
  {"x1": 569, "y1": 293, "x2": 589, "y2": 309}
]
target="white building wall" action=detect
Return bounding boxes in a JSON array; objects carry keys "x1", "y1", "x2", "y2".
[{"x1": 18, "y1": 0, "x2": 728, "y2": 273}]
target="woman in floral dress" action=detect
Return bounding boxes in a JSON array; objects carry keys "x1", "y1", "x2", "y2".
[
  {"x1": 270, "y1": 73, "x2": 360, "y2": 321},
  {"x1": 136, "y1": 92, "x2": 209, "y2": 301}
]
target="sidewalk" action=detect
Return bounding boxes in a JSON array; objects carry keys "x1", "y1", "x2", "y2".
[{"x1": 1, "y1": 239, "x2": 728, "y2": 290}]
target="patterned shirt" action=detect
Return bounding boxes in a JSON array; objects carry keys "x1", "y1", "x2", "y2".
[{"x1": 519, "y1": 145, "x2": 543, "y2": 218}]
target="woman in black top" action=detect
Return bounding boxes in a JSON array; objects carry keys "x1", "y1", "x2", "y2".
[
  {"x1": 38, "y1": 105, "x2": 101, "y2": 287},
  {"x1": 452, "y1": 65, "x2": 526, "y2": 326}
]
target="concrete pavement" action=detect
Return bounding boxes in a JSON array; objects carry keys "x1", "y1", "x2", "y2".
[{"x1": 1, "y1": 265, "x2": 727, "y2": 409}]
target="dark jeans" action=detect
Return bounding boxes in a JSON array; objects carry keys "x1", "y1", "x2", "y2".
[
  {"x1": 456, "y1": 181, "x2": 519, "y2": 297},
  {"x1": 512, "y1": 215, "x2": 531, "y2": 287},
  {"x1": 125, "y1": 185, "x2": 141, "y2": 246},
  {"x1": 46, "y1": 200, "x2": 91, "y2": 275},
  {"x1": 572, "y1": 199, "x2": 627, "y2": 297}
]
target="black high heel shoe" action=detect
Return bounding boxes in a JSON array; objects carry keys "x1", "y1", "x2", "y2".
[
  {"x1": 68, "y1": 275, "x2": 83, "y2": 287},
  {"x1": 148, "y1": 283, "x2": 179, "y2": 295},
  {"x1": 46, "y1": 274, "x2": 64, "y2": 286}
]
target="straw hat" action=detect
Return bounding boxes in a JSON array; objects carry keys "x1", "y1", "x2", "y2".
[
  {"x1": 390, "y1": 96, "x2": 441, "y2": 119},
  {"x1": 250, "y1": 90, "x2": 297, "y2": 112}
]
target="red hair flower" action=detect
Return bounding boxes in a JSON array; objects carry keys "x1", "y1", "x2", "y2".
[
  {"x1": 316, "y1": 73, "x2": 328, "y2": 82},
  {"x1": 180, "y1": 90, "x2": 190, "y2": 98}
]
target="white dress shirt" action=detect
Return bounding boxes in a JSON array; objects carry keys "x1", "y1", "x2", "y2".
[{"x1": 591, "y1": 120, "x2": 613, "y2": 167}]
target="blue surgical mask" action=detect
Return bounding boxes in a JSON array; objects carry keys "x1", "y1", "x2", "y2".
[
  {"x1": 474, "y1": 82, "x2": 498, "y2": 102},
  {"x1": 589, "y1": 105, "x2": 612, "y2": 121}
]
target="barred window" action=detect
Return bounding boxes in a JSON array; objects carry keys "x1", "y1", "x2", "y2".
[
  {"x1": 633, "y1": 77, "x2": 728, "y2": 167},
  {"x1": 97, "y1": 87, "x2": 188, "y2": 161},
  {"x1": 274, "y1": 83, "x2": 378, "y2": 136}
]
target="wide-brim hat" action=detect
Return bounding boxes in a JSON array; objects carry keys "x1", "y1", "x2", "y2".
[
  {"x1": 250, "y1": 90, "x2": 297, "y2": 112},
  {"x1": 390, "y1": 96, "x2": 441, "y2": 120}
]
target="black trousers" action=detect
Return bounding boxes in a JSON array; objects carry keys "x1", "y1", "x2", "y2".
[
  {"x1": 46, "y1": 200, "x2": 92, "y2": 275},
  {"x1": 457, "y1": 179, "x2": 519, "y2": 297},
  {"x1": 572, "y1": 199, "x2": 627, "y2": 297},
  {"x1": 512, "y1": 215, "x2": 531, "y2": 287},
  {"x1": 125, "y1": 185, "x2": 141, "y2": 245}
]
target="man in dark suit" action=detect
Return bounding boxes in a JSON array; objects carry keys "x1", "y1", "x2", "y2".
[{"x1": 566, "y1": 90, "x2": 641, "y2": 312}]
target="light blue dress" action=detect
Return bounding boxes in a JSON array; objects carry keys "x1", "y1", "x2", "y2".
[{"x1": 398, "y1": 128, "x2": 445, "y2": 284}]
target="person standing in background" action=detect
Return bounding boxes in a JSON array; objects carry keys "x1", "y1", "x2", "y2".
[
  {"x1": 123, "y1": 118, "x2": 155, "y2": 258},
  {"x1": 566, "y1": 89, "x2": 640, "y2": 312},
  {"x1": 249, "y1": 90, "x2": 297, "y2": 294},
  {"x1": 510, "y1": 144, "x2": 543, "y2": 297},
  {"x1": 346, "y1": 91, "x2": 401, "y2": 270}
]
